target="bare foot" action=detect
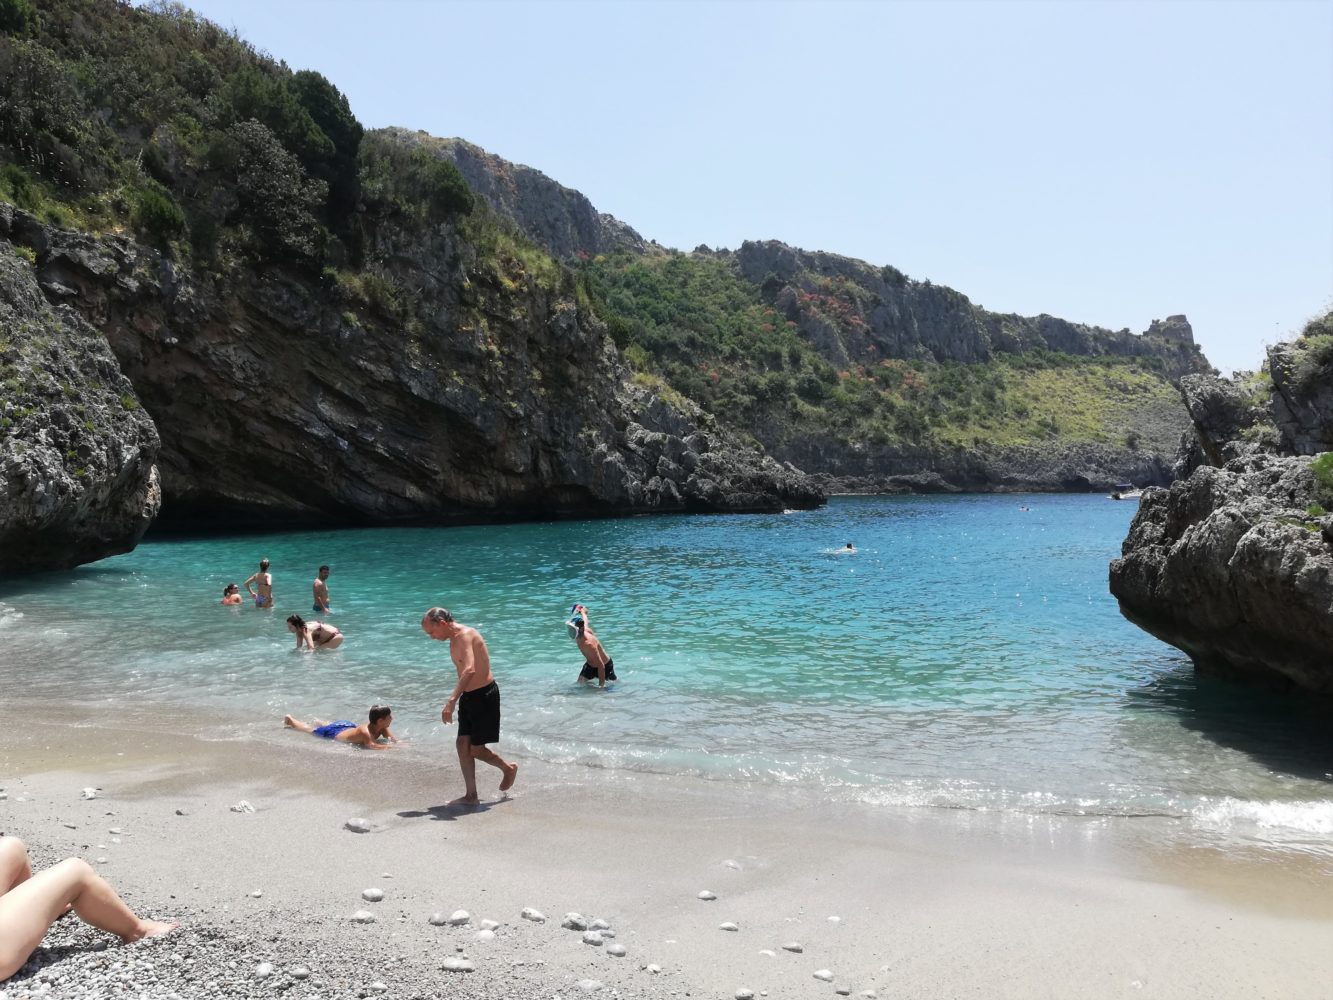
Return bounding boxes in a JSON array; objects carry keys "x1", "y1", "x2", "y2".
[
  {"x1": 283, "y1": 715, "x2": 296, "y2": 728},
  {"x1": 500, "y1": 762, "x2": 518, "y2": 792},
  {"x1": 121, "y1": 919, "x2": 177, "y2": 943},
  {"x1": 448, "y1": 794, "x2": 480, "y2": 807}
]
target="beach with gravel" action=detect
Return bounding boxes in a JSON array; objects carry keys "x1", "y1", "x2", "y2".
[{"x1": 4, "y1": 705, "x2": 1333, "y2": 1000}]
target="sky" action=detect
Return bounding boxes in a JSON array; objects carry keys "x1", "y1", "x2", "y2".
[{"x1": 174, "y1": 0, "x2": 1331, "y2": 375}]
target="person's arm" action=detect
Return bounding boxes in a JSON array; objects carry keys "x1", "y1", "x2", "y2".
[
  {"x1": 382, "y1": 727, "x2": 400, "y2": 744},
  {"x1": 244, "y1": 572, "x2": 258, "y2": 597},
  {"x1": 296, "y1": 627, "x2": 312, "y2": 652}
]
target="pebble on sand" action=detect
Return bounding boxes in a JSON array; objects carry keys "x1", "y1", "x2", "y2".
[
  {"x1": 835, "y1": 987, "x2": 852, "y2": 996},
  {"x1": 108, "y1": 828, "x2": 122, "y2": 835},
  {"x1": 441, "y1": 957, "x2": 474, "y2": 973},
  {"x1": 645, "y1": 964, "x2": 662, "y2": 974},
  {"x1": 606, "y1": 943, "x2": 627, "y2": 957},
  {"x1": 229, "y1": 801, "x2": 255, "y2": 814},
  {"x1": 781, "y1": 942, "x2": 804, "y2": 953},
  {"x1": 828, "y1": 915, "x2": 842, "y2": 923},
  {"x1": 361, "y1": 888, "x2": 384, "y2": 902},
  {"x1": 813, "y1": 969, "x2": 834, "y2": 982},
  {"x1": 428, "y1": 912, "x2": 449, "y2": 926},
  {"x1": 96, "y1": 857, "x2": 108, "y2": 864},
  {"x1": 860, "y1": 991, "x2": 877, "y2": 998},
  {"x1": 576, "y1": 979, "x2": 603, "y2": 992},
  {"x1": 344, "y1": 817, "x2": 371, "y2": 833},
  {"x1": 521, "y1": 907, "x2": 547, "y2": 923},
  {"x1": 254, "y1": 963, "x2": 274, "y2": 979},
  {"x1": 719, "y1": 922, "x2": 739, "y2": 932},
  {"x1": 175, "y1": 808, "x2": 188, "y2": 816},
  {"x1": 291, "y1": 967, "x2": 311, "y2": 980},
  {"x1": 723, "y1": 860, "x2": 741, "y2": 870},
  {"x1": 62, "y1": 823, "x2": 77, "y2": 830},
  {"x1": 582, "y1": 931, "x2": 604, "y2": 946},
  {"x1": 350, "y1": 910, "x2": 376, "y2": 924},
  {"x1": 447, "y1": 910, "x2": 471, "y2": 926},
  {"x1": 479, "y1": 919, "x2": 500, "y2": 931},
  {"x1": 698, "y1": 890, "x2": 717, "y2": 901},
  {"x1": 561, "y1": 913, "x2": 588, "y2": 931},
  {"x1": 736, "y1": 990, "x2": 755, "y2": 1000},
  {"x1": 249, "y1": 890, "x2": 263, "y2": 898},
  {"x1": 81, "y1": 788, "x2": 98, "y2": 800},
  {"x1": 475, "y1": 929, "x2": 496, "y2": 942},
  {"x1": 758, "y1": 950, "x2": 777, "y2": 958},
  {"x1": 590, "y1": 918, "x2": 610, "y2": 931}
]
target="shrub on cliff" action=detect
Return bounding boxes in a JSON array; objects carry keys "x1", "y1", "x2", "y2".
[
  {"x1": 216, "y1": 119, "x2": 328, "y2": 262},
  {"x1": 360, "y1": 133, "x2": 475, "y2": 223},
  {"x1": 132, "y1": 181, "x2": 185, "y2": 245}
]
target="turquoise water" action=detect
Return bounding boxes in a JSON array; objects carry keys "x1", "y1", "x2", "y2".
[{"x1": 3, "y1": 495, "x2": 1331, "y2": 852}]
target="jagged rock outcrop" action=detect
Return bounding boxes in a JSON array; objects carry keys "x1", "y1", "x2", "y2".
[
  {"x1": 393, "y1": 130, "x2": 650, "y2": 260},
  {"x1": 1111, "y1": 316, "x2": 1333, "y2": 694},
  {"x1": 2, "y1": 198, "x2": 818, "y2": 539},
  {"x1": 0, "y1": 213, "x2": 160, "y2": 572},
  {"x1": 1110, "y1": 456, "x2": 1333, "y2": 694}
]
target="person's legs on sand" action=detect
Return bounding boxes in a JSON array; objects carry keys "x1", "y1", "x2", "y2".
[
  {"x1": 0, "y1": 858, "x2": 175, "y2": 981},
  {"x1": 451, "y1": 733, "x2": 480, "y2": 805},
  {"x1": 0, "y1": 837, "x2": 32, "y2": 894},
  {"x1": 283, "y1": 715, "x2": 315, "y2": 734},
  {"x1": 470, "y1": 745, "x2": 518, "y2": 792}
]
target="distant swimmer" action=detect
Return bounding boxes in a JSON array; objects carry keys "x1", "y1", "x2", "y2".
[
  {"x1": 1019, "y1": 505, "x2": 1031, "y2": 511},
  {"x1": 244, "y1": 558, "x2": 273, "y2": 608},
  {"x1": 568, "y1": 603, "x2": 616, "y2": 688},
  {"x1": 221, "y1": 583, "x2": 242, "y2": 605},
  {"x1": 844, "y1": 542, "x2": 856, "y2": 553},
  {"x1": 283, "y1": 705, "x2": 397, "y2": 748},
  {"x1": 287, "y1": 614, "x2": 343, "y2": 650},
  {"x1": 422, "y1": 607, "x2": 519, "y2": 804},
  {"x1": 312, "y1": 564, "x2": 332, "y2": 614}
]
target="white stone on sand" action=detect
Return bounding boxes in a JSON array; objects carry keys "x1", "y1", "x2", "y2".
[
  {"x1": 828, "y1": 915, "x2": 842, "y2": 923},
  {"x1": 646, "y1": 964, "x2": 661, "y2": 974},
  {"x1": 291, "y1": 967, "x2": 311, "y2": 980},
  {"x1": 96, "y1": 857, "x2": 108, "y2": 863},
  {"x1": 606, "y1": 943, "x2": 626, "y2": 957},
  {"x1": 736, "y1": 990, "x2": 755, "y2": 1000},
  {"x1": 229, "y1": 800, "x2": 255, "y2": 813},
  {"x1": 448, "y1": 909, "x2": 471, "y2": 926},
  {"x1": 521, "y1": 907, "x2": 546, "y2": 923},
  {"x1": 582, "y1": 931, "x2": 604, "y2": 946},
  {"x1": 813, "y1": 969, "x2": 834, "y2": 982},
  {"x1": 835, "y1": 987, "x2": 851, "y2": 996},
  {"x1": 576, "y1": 979, "x2": 602, "y2": 992},
  {"x1": 344, "y1": 817, "x2": 370, "y2": 833},
  {"x1": 249, "y1": 890, "x2": 263, "y2": 898},
  {"x1": 860, "y1": 991, "x2": 877, "y2": 998},
  {"x1": 601, "y1": 928, "x2": 616, "y2": 938},
  {"x1": 781, "y1": 942, "x2": 803, "y2": 953},
  {"x1": 698, "y1": 890, "x2": 717, "y2": 900},
  {"x1": 369, "y1": 982, "x2": 388, "y2": 993},
  {"x1": 350, "y1": 910, "x2": 376, "y2": 924},
  {"x1": 561, "y1": 912, "x2": 588, "y2": 931},
  {"x1": 81, "y1": 787, "x2": 98, "y2": 800},
  {"x1": 361, "y1": 888, "x2": 384, "y2": 902},
  {"x1": 758, "y1": 950, "x2": 776, "y2": 958},
  {"x1": 108, "y1": 827, "x2": 122, "y2": 834},
  {"x1": 479, "y1": 919, "x2": 500, "y2": 930},
  {"x1": 475, "y1": 929, "x2": 496, "y2": 942},
  {"x1": 254, "y1": 963, "x2": 274, "y2": 979},
  {"x1": 719, "y1": 922, "x2": 739, "y2": 932},
  {"x1": 723, "y1": 859, "x2": 741, "y2": 869},
  {"x1": 428, "y1": 912, "x2": 449, "y2": 926},
  {"x1": 441, "y1": 957, "x2": 474, "y2": 973},
  {"x1": 590, "y1": 918, "x2": 610, "y2": 930},
  {"x1": 62, "y1": 823, "x2": 76, "y2": 830}
]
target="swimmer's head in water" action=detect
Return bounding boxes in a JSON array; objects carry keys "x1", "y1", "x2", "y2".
[
  {"x1": 260, "y1": 558, "x2": 270, "y2": 571},
  {"x1": 369, "y1": 704, "x2": 391, "y2": 724},
  {"x1": 223, "y1": 583, "x2": 238, "y2": 595},
  {"x1": 425, "y1": 607, "x2": 454, "y2": 624},
  {"x1": 286, "y1": 614, "x2": 305, "y2": 632}
]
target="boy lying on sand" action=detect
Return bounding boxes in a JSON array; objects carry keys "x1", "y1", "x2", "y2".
[{"x1": 283, "y1": 705, "x2": 397, "y2": 749}]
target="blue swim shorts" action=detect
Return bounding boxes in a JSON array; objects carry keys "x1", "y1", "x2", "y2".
[{"x1": 312, "y1": 721, "x2": 356, "y2": 739}]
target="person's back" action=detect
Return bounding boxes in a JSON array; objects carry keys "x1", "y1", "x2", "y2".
[{"x1": 245, "y1": 558, "x2": 273, "y2": 607}]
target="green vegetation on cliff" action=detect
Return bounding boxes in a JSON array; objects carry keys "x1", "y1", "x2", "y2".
[{"x1": 582, "y1": 250, "x2": 1185, "y2": 454}]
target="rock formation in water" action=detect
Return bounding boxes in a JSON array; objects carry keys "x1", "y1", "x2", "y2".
[
  {"x1": 1110, "y1": 312, "x2": 1333, "y2": 694},
  {"x1": 0, "y1": 209, "x2": 160, "y2": 572}
]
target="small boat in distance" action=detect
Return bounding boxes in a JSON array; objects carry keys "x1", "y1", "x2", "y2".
[{"x1": 1109, "y1": 482, "x2": 1143, "y2": 500}]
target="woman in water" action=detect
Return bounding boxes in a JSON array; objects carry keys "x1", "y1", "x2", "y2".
[
  {"x1": 221, "y1": 583, "x2": 242, "y2": 605},
  {"x1": 0, "y1": 837, "x2": 175, "y2": 982},
  {"x1": 287, "y1": 614, "x2": 344, "y2": 651}
]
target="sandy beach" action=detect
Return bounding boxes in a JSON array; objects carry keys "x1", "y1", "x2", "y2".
[{"x1": 2, "y1": 702, "x2": 1332, "y2": 1000}]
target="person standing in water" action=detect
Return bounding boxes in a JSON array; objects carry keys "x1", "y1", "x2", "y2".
[
  {"x1": 221, "y1": 583, "x2": 242, "y2": 605},
  {"x1": 244, "y1": 558, "x2": 273, "y2": 608},
  {"x1": 312, "y1": 565, "x2": 332, "y2": 614},
  {"x1": 421, "y1": 607, "x2": 518, "y2": 804},
  {"x1": 568, "y1": 603, "x2": 616, "y2": 687}
]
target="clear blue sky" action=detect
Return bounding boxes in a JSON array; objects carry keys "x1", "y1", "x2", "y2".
[{"x1": 177, "y1": 0, "x2": 1331, "y2": 374}]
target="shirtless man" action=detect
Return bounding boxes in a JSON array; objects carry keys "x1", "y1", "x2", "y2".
[
  {"x1": 421, "y1": 607, "x2": 518, "y2": 804},
  {"x1": 283, "y1": 705, "x2": 397, "y2": 749},
  {"x1": 569, "y1": 603, "x2": 616, "y2": 687},
  {"x1": 312, "y1": 565, "x2": 331, "y2": 614},
  {"x1": 244, "y1": 558, "x2": 273, "y2": 608}
]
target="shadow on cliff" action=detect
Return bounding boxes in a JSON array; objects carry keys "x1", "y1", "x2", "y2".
[{"x1": 1128, "y1": 668, "x2": 1333, "y2": 783}]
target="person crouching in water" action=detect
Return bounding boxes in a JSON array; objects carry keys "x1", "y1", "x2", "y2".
[
  {"x1": 287, "y1": 614, "x2": 343, "y2": 650},
  {"x1": 569, "y1": 603, "x2": 616, "y2": 687}
]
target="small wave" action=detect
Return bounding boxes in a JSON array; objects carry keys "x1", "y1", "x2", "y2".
[
  {"x1": 0, "y1": 602, "x2": 23, "y2": 629},
  {"x1": 1192, "y1": 797, "x2": 1333, "y2": 837}
]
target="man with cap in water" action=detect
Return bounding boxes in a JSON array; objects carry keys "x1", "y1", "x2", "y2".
[{"x1": 568, "y1": 603, "x2": 616, "y2": 688}]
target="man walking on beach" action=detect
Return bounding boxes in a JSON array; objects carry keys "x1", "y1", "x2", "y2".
[
  {"x1": 312, "y1": 565, "x2": 332, "y2": 614},
  {"x1": 421, "y1": 607, "x2": 519, "y2": 804}
]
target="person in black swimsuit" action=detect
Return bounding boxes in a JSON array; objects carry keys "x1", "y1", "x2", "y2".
[{"x1": 286, "y1": 614, "x2": 344, "y2": 650}]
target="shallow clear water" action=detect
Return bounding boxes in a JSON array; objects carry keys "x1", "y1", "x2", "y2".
[{"x1": 3, "y1": 495, "x2": 1331, "y2": 852}]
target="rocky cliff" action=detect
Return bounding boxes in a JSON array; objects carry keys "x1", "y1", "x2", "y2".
[
  {"x1": 0, "y1": 209, "x2": 160, "y2": 572},
  {"x1": 1110, "y1": 311, "x2": 1333, "y2": 695},
  {"x1": 0, "y1": 194, "x2": 818, "y2": 546}
]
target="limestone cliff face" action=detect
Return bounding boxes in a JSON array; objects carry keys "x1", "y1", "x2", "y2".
[
  {"x1": 410, "y1": 131, "x2": 649, "y2": 259},
  {"x1": 0, "y1": 209, "x2": 160, "y2": 572},
  {"x1": 1110, "y1": 317, "x2": 1333, "y2": 694},
  {"x1": 2, "y1": 196, "x2": 817, "y2": 538}
]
